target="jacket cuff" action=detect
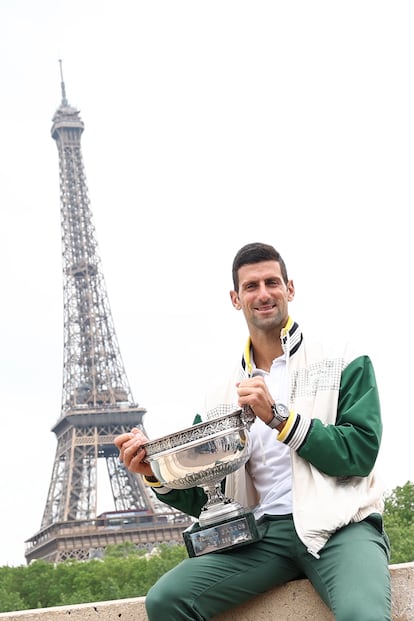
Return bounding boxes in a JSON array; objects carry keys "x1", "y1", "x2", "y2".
[
  {"x1": 277, "y1": 412, "x2": 312, "y2": 450},
  {"x1": 143, "y1": 475, "x2": 162, "y2": 487},
  {"x1": 142, "y1": 475, "x2": 172, "y2": 495}
]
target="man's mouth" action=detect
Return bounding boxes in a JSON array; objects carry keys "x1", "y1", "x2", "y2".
[{"x1": 255, "y1": 304, "x2": 275, "y2": 313}]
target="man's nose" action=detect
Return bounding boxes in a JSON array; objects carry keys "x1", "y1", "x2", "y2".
[{"x1": 257, "y1": 283, "x2": 270, "y2": 299}]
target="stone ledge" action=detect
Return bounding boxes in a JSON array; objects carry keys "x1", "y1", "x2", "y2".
[{"x1": 0, "y1": 563, "x2": 412, "y2": 621}]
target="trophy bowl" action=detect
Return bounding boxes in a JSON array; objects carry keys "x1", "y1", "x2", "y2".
[{"x1": 143, "y1": 407, "x2": 255, "y2": 526}]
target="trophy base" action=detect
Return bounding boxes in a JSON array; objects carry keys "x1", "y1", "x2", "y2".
[{"x1": 183, "y1": 512, "x2": 259, "y2": 557}]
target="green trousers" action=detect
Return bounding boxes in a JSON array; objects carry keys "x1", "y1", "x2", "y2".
[{"x1": 146, "y1": 515, "x2": 391, "y2": 621}]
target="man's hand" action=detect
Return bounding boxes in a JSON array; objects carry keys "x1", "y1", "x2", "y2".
[
  {"x1": 236, "y1": 376, "x2": 275, "y2": 425},
  {"x1": 114, "y1": 427, "x2": 155, "y2": 477}
]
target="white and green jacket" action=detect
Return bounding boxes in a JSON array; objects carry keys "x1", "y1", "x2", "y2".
[{"x1": 151, "y1": 318, "x2": 385, "y2": 557}]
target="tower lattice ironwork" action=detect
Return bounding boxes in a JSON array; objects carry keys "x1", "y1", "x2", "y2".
[{"x1": 25, "y1": 63, "x2": 191, "y2": 563}]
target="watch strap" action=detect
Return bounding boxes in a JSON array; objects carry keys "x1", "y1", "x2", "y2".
[{"x1": 267, "y1": 402, "x2": 290, "y2": 428}]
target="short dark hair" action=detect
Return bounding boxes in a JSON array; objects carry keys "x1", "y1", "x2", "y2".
[{"x1": 232, "y1": 242, "x2": 288, "y2": 291}]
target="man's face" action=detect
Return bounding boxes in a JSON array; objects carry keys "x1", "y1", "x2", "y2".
[{"x1": 230, "y1": 261, "x2": 294, "y2": 333}]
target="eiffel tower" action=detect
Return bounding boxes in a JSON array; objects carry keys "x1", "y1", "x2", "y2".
[{"x1": 25, "y1": 62, "x2": 191, "y2": 563}]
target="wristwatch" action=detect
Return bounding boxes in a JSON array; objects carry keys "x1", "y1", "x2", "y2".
[{"x1": 266, "y1": 402, "x2": 290, "y2": 429}]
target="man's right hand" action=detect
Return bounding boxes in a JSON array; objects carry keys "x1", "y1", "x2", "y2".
[{"x1": 114, "y1": 427, "x2": 155, "y2": 477}]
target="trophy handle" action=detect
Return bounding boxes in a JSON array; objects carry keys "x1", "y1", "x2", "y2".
[{"x1": 240, "y1": 406, "x2": 256, "y2": 428}]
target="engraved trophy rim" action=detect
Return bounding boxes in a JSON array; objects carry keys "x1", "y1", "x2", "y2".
[{"x1": 143, "y1": 407, "x2": 252, "y2": 458}]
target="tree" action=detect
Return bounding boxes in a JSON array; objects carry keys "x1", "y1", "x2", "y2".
[
  {"x1": 0, "y1": 544, "x2": 188, "y2": 612},
  {"x1": 383, "y1": 480, "x2": 414, "y2": 564},
  {"x1": 0, "y1": 567, "x2": 26, "y2": 613}
]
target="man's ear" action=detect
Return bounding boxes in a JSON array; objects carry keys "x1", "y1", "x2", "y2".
[
  {"x1": 287, "y1": 280, "x2": 295, "y2": 302},
  {"x1": 230, "y1": 290, "x2": 241, "y2": 310}
]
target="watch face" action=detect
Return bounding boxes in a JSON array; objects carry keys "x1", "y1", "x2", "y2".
[{"x1": 275, "y1": 403, "x2": 289, "y2": 418}]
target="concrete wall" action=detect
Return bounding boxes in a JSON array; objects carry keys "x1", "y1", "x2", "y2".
[{"x1": 0, "y1": 563, "x2": 412, "y2": 621}]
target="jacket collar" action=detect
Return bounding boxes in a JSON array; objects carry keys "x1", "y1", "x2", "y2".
[{"x1": 241, "y1": 317, "x2": 303, "y2": 374}]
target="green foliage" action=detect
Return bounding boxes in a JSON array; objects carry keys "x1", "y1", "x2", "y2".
[
  {"x1": 0, "y1": 544, "x2": 187, "y2": 613},
  {"x1": 0, "y1": 588, "x2": 26, "y2": 613},
  {"x1": 384, "y1": 481, "x2": 414, "y2": 526},
  {"x1": 103, "y1": 541, "x2": 146, "y2": 559},
  {"x1": 0, "y1": 566, "x2": 26, "y2": 613},
  {"x1": 383, "y1": 480, "x2": 414, "y2": 564}
]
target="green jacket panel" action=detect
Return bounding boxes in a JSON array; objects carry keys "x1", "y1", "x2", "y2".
[{"x1": 297, "y1": 355, "x2": 382, "y2": 477}]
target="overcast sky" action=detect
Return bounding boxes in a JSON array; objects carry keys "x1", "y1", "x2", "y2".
[{"x1": 0, "y1": 1, "x2": 413, "y2": 567}]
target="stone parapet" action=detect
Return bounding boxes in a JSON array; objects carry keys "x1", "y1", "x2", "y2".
[{"x1": 0, "y1": 563, "x2": 412, "y2": 621}]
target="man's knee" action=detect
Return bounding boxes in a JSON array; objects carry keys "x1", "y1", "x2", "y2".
[
  {"x1": 146, "y1": 575, "x2": 189, "y2": 621},
  {"x1": 332, "y1": 590, "x2": 391, "y2": 621},
  {"x1": 145, "y1": 580, "x2": 172, "y2": 618}
]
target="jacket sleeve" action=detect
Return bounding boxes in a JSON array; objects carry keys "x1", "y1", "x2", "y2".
[
  {"x1": 152, "y1": 486, "x2": 207, "y2": 518},
  {"x1": 281, "y1": 355, "x2": 383, "y2": 477}
]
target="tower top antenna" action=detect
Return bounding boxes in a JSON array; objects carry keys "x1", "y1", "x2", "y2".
[{"x1": 58, "y1": 59, "x2": 68, "y2": 106}]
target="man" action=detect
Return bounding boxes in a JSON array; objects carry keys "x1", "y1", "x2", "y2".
[{"x1": 115, "y1": 242, "x2": 391, "y2": 620}]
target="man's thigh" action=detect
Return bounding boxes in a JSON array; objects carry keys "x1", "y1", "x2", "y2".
[{"x1": 300, "y1": 518, "x2": 391, "y2": 621}]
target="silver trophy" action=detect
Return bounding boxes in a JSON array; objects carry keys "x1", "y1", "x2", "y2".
[{"x1": 143, "y1": 407, "x2": 259, "y2": 556}]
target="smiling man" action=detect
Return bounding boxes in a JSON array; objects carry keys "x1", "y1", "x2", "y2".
[{"x1": 115, "y1": 241, "x2": 391, "y2": 621}]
